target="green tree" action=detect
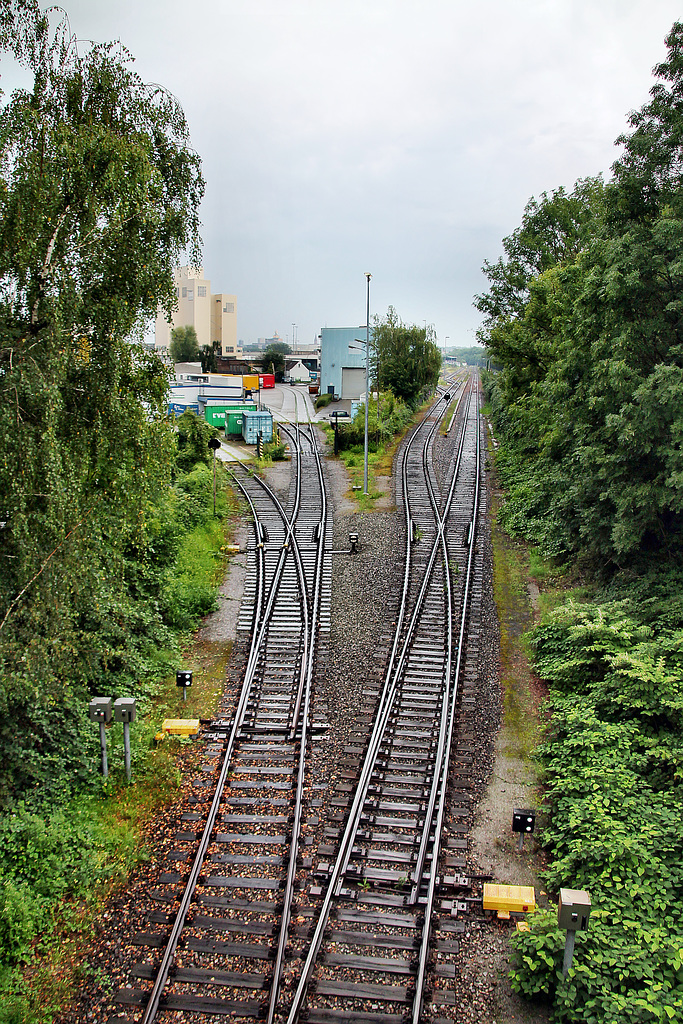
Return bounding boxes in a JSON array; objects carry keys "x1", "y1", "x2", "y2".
[
  {"x1": 266, "y1": 341, "x2": 291, "y2": 355},
  {"x1": 175, "y1": 409, "x2": 217, "y2": 472},
  {"x1": 264, "y1": 345, "x2": 286, "y2": 378},
  {"x1": 200, "y1": 340, "x2": 220, "y2": 373},
  {"x1": 477, "y1": 23, "x2": 683, "y2": 566},
  {"x1": 170, "y1": 324, "x2": 201, "y2": 363},
  {"x1": 0, "y1": 2, "x2": 204, "y2": 804},
  {"x1": 373, "y1": 306, "x2": 441, "y2": 405}
]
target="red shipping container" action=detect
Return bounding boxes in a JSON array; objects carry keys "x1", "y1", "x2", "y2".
[{"x1": 259, "y1": 373, "x2": 275, "y2": 389}]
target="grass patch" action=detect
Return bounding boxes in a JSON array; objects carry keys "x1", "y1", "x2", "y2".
[
  {"x1": 323, "y1": 391, "x2": 434, "y2": 509},
  {"x1": 488, "y1": 429, "x2": 541, "y2": 764},
  {"x1": 0, "y1": 464, "x2": 243, "y2": 1019}
]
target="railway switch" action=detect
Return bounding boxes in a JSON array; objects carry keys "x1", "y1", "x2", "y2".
[{"x1": 89, "y1": 697, "x2": 112, "y2": 778}]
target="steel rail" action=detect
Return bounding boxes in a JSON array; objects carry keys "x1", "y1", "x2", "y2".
[
  {"x1": 265, "y1": 400, "x2": 328, "y2": 1024},
  {"x1": 328, "y1": 389, "x2": 461, "y2": 892},
  {"x1": 284, "y1": 388, "x2": 461, "y2": 1024},
  {"x1": 407, "y1": 382, "x2": 474, "y2": 903},
  {"x1": 139, "y1": 424, "x2": 313, "y2": 1024},
  {"x1": 411, "y1": 378, "x2": 481, "y2": 1024},
  {"x1": 138, "y1": 471, "x2": 273, "y2": 1024},
  {"x1": 222, "y1": 425, "x2": 317, "y2": 1024}
]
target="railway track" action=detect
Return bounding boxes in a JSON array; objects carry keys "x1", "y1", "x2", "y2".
[
  {"x1": 115, "y1": 415, "x2": 331, "y2": 1022},
  {"x1": 113, "y1": 375, "x2": 488, "y2": 1024},
  {"x1": 283, "y1": 376, "x2": 483, "y2": 1024}
]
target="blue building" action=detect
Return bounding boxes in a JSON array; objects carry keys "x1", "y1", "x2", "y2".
[{"x1": 319, "y1": 327, "x2": 370, "y2": 399}]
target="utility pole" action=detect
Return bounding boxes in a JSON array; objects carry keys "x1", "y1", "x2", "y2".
[{"x1": 364, "y1": 273, "x2": 371, "y2": 495}]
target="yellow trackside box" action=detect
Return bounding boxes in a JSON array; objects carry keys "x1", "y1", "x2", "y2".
[
  {"x1": 162, "y1": 718, "x2": 200, "y2": 737},
  {"x1": 242, "y1": 374, "x2": 259, "y2": 391},
  {"x1": 483, "y1": 883, "x2": 536, "y2": 915}
]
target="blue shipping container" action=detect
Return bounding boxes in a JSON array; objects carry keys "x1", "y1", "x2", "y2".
[
  {"x1": 169, "y1": 402, "x2": 200, "y2": 417},
  {"x1": 242, "y1": 410, "x2": 273, "y2": 445}
]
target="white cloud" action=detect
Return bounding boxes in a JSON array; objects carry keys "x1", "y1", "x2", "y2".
[{"x1": 2, "y1": 0, "x2": 681, "y2": 344}]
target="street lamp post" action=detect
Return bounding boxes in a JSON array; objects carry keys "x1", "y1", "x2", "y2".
[
  {"x1": 444, "y1": 335, "x2": 449, "y2": 368},
  {"x1": 364, "y1": 273, "x2": 371, "y2": 494}
]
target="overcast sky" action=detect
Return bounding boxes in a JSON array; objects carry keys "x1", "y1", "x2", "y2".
[{"x1": 2, "y1": 0, "x2": 682, "y2": 347}]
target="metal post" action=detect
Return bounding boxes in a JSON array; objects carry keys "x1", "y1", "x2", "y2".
[
  {"x1": 334, "y1": 413, "x2": 339, "y2": 456},
  {"x1": 99, "y1": 721, "x2": 108, "y2": 778},
  {"x1": 518, "y1": 832, "x2": 524, "y2": 852},
  {"x1": 363, "y1": 272, "x2": 371, "y2": 495},
  {"x1": 183, "y1": 685, "x2": 188, "y2": 702},
  {"x1": 212, "y1": 447, "x2": 217, "y2": 517},
  {"x1": 123, "y1": 721, "x2": 131, "y2": 782},
  {"x1": 562, "y1": 929, "x2": 577, "y2": 977}
]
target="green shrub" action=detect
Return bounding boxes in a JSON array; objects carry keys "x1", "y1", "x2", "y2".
[
  {"x1": 315, "y1": 393, "x2": 333, "y2": 410},
  {"x1": 514, "y1": 589, "x2": 683, "y2": 1022},
  {"x1": 0, "y1": 878, "x2": 49, "y2": 964},
  {"x1": 509, "y1": 909, "x2": 564, "y2": 998}
]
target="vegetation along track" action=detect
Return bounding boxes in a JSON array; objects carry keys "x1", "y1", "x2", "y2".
[{"x1": 113, "y1": 375, "x2": 488, "y2": 1024}]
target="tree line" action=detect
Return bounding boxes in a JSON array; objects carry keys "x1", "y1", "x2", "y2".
[
  {"x1": 478, "y1": 21, "x2": 683, "y2": 571},
  {"x1": 0, "y1": 1, "x2": 207, "y2": 806}
]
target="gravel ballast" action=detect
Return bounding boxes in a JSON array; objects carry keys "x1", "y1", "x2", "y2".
[{"x1": 54, "y1": 414, "x2": 547, "y2": 1024}]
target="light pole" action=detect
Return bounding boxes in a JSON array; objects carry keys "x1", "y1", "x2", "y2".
[
  {"x1": 444, "y1": 335, "x2": 449, "y2": 369},
  {"x1": 364, "y1": 273, "x2": 371, "y2": 495}
]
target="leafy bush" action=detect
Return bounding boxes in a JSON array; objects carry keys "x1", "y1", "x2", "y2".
[
  {"x1": 515, "y1": 591, "x2": 683, "y2": 1022},
  {"x1": 315, "y1": 393, "x2": 333, "y2": 410},
  {"x1": 509, "y1": 909, "x2": 564, "y2": 998},
  {"x1": 335, "y1": 390, "x2": 413, "y2": 452}
]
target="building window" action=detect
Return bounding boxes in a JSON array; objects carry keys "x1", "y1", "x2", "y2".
[
  {"x1": 198, "y1": 286, "x2": 206, "y2": 297},
  {"x1": 182, "y1": 287, "x2": 187, "y2": 297},
  {"x1": 227, "y1": 346, "x2": 234, "y2": 352},
  {"x1": 187, "y1": 290, "x2": 193, "y2": 300},
  {"x1": 175, "y1": 287, "x2": 179, "y2": 298},
  {"x1": 224, "y1": 302, "x2": 234, "y2": 313}
]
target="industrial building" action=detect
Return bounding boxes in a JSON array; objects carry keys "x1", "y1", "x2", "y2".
[
  {"x1": 155, "y1": 267, "x2": 239, "y2": 359},
  {"x1": 319, "y1": 327, "x2": 368, "y2": 399}
]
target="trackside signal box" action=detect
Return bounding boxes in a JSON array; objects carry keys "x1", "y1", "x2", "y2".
[
  {"x1": 558, "y1": 888, "x2": 591, "y2": 931},
  {"x1": 162, "y1": 719, "x2": 200, "y2": 737},
  {"x1": 113, "y1": 697, "x2": 136, "y2": 723},
  {"x1": 88, "y1": 697, "x2": 112, "y2": 723},
  {"x1": 483, "y1": 883, "x2": 536, "y2": 919}
]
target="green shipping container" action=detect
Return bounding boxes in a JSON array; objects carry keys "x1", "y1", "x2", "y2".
[{"x1": 203, "y1": 403, "x2": 256, "y2": 430}]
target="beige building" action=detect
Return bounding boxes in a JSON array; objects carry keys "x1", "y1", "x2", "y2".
[
  {"x1": 211, "y1": 294, "x2": 238, "y2": 355},
  {"x1": 155, "y1": 267, "x2": 239, "y2": 358}
]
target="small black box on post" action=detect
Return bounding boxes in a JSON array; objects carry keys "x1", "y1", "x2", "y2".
[
  {"x1": 176, "y1": 670, "x2": 192, "y2": 689},
  {"x1": 512, "y1": 809, "x2": 536, "y2": 834}
]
